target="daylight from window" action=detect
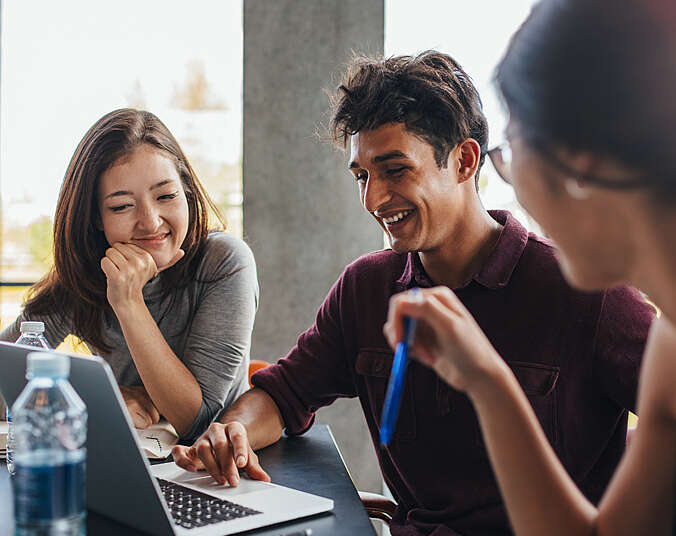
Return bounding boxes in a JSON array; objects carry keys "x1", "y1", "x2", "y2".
[
  {"x1": 0, "y1": 0, "x2": 539, "y2": 335},
  {"x1": 386, "y1": 0, "x2": 539, "y2": 231},
  {"x1": 0, "y1": 0, "x2": 243, "y2": 330}
]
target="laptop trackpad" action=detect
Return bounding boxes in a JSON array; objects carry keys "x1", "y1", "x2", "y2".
[{"x1": 151, "y1": 462, "x2": 274, "y2": 497}]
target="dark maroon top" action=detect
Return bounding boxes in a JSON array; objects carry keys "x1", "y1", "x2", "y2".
[{"x1": 253, "y1": 210, "x2": 655, "y2": 536}]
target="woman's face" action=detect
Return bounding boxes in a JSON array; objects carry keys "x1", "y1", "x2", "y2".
[
  {"x1": 507, "y1": 121, "x2": 634, "y2": 291},
  {"x1": 97, "y1": 144, "x2": 190, "y2": 270}
]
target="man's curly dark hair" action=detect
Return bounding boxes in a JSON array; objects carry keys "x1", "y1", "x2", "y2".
[{"x1": 329, "y1": 51, "x2": 488, "y2": 187}]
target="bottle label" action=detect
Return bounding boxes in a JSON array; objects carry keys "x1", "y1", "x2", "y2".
[
  {"x1": 17, "y1": 339, "x2": 50, "y2": 348},
  {"x1": 12, "y1": 455, "x2": 85, "y2": 522}
]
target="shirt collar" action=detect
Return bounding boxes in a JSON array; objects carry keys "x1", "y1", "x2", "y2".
[{"x1": 395, "y1": 210, "x2": 529, "y2": 291}]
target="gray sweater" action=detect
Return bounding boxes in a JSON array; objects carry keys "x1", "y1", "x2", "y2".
[{"x1": 0, "y1": 232, "x2": 259, "y2": 442}]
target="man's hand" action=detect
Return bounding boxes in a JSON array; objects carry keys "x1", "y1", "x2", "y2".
[
  {"x1": 172, "y1": 422, "x2": 271, "y2": 487},
  {"x1": 120, "y1": 385, "x2": 161, "y2": 429}
]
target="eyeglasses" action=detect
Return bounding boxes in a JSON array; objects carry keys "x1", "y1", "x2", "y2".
[
  {"x1": 487, "y1": 140, "x2": 649, "y2": 190},
  {"x1": 487, "y1": 143, "x2": 513, "y2": 185}
]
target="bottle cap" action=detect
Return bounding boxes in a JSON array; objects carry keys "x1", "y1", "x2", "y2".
[
  {"x1": 26, "y1": 352, "x2": 70, "y2": 380},
  {"x1": 20, "y1": 321, "x2": 45, "y2": 333}
]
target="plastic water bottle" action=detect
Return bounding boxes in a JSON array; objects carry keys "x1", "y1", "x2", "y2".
[
  {"x1": 7, "y1": 322, "x2": 51, "y2": 476},
  {"x1": 15, "y1": 321, "x2": 51, "y2": 351},
  {"x1": 11, "y1": 352, "x2": 87, "y2": 535}
]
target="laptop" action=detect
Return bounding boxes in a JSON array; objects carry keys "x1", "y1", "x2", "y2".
[{"x1": 0, "y1": 341, "x2": 333, "y2": 535}]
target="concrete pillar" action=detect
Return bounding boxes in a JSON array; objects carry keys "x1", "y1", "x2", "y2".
[{"x1": 243, "y1": 0, "x2": 385, "y2": 495}]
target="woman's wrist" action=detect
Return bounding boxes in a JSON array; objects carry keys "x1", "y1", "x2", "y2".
[
  {"x1": 465, "y1": 356, "x2": 514, "y2": 405},
  {"x1": 111, "y1": 296, "x2": 148, "y2": 324}
]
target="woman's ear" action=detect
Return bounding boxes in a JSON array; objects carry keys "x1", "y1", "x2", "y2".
[
  {"x1": 559, "y1": 149, "x2": 600, "y2": 178},
  {"x1": 564, "y1": 178, "x2": 591, "y2": 200}
]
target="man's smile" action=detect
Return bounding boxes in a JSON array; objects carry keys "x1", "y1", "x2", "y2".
[{"x1": 376, "y1": 208, "x2": 416, "y2": 231}]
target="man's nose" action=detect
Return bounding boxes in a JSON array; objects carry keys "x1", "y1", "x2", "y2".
[{"x1": 361, "y1": 173, "x2": 390, "y2": 213}]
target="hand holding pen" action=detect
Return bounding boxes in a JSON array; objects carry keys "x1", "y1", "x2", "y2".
[
  {"x1": 382, "y1": 286, "x2": 505, "y2": 399},
  {"x1": 380, "y1": 287, "x2": 421, "y2": 446}
]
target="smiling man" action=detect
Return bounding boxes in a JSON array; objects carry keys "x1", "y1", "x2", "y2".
[
  {"x1": 174, "y1": 52, "x2": 654, "y2": 536},
  {"x1": 348, "y1": 123, "x2": 501, "y2": 289}
]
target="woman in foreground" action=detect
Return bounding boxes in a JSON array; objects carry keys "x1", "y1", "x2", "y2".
[
  {"x1": 385, "y1": 1, "x2": 676, "y2": 534},
  {"x1": 1, "y1": 109, "x2": 258, "y2": 442}
]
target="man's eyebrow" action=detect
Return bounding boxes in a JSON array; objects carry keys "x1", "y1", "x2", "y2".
[
  {"x1": 103, "y1": 179, "x2": 176, "y2": 200},
  {"x1": 348, "y1": 150, "x2": 409, "y2": 169},
  {"x1": 373, "y1": 150, "x2": 408, "y2": 163}
]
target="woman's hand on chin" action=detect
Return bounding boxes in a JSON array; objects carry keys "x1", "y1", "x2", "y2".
[{"x1": 100, "y1": 242, "x2": 184, "y2": 312}]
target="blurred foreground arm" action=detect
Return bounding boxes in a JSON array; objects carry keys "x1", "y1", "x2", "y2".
[{"x1": 384, "y1": 287, "x2": 676, "y2": 536}]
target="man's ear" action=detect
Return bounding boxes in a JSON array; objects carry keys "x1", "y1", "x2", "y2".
[{"x1": 454, "y1": 138, "x2": 481, "y2": 184}]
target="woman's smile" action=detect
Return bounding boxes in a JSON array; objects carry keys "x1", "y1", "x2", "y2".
[{"x1": 132, "y1": 231, "x2": 171, "y2": 247}]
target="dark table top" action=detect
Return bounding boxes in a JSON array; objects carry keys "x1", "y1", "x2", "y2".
[{"x1": 0, "y1": 424, "x2": 376, "y2": 536}]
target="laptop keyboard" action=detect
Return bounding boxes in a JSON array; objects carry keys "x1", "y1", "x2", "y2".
[{"x1": 157, "y1": 478, "x2": 262, "y2": 530}]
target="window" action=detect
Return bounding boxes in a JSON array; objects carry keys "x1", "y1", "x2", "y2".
[
  {"x1": 0, "y1": 0, "x2": 243, "y2": 335},
  {"x1": 386, "y1": 0, "x2": 540, "y2": 232}
]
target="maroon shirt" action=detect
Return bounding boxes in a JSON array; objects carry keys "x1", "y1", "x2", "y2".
[{"x1": 253, "y1": 210, "x2": 654, "y2": 536}]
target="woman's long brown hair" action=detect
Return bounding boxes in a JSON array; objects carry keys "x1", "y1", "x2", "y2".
[{"x1": 24, "y1": 108, "x2": 223, "y2": 351}]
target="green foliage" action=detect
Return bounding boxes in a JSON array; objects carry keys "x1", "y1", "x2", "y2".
[
  {"x1": 27, "y1": 216, "x2": 53, "y2": 271},
  {"x1": 190, "y1": 156, "x2": 242, "y2": 235}
]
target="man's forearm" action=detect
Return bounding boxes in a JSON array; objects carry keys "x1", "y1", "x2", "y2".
[{"x1": 219, "y1": 387, "x2": 285, "y2": 450}]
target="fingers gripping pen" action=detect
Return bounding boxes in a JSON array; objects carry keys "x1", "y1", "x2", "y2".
[{"x1": 380, "y1": 288, "x2": 420, "y2": 446}]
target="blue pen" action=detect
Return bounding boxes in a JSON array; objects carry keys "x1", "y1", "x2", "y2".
[{"x1": 380, "y1": 288, "x2": 419, "y2": 446}]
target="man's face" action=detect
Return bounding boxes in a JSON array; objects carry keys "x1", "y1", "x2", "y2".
[{"x1": 349, "y1": 123, "x2": 463, "y2": 254}]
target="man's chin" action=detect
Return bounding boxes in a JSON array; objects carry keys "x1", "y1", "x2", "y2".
[{"x1": 387, "y1": 238, "x2": 415, "y2": 254}]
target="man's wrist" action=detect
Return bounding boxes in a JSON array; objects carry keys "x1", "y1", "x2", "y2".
[{"x1": 215, "y1": 388, "x2": 285, "y2": 451}]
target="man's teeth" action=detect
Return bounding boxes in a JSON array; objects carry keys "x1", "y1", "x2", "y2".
[{"x1": 383, "y1": 210, "x2": 413, "y2": 224}]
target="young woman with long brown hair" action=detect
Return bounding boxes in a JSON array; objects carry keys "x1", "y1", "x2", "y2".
[{"x1": 1, "y1": 108, "x2": 258, "y2": 442}]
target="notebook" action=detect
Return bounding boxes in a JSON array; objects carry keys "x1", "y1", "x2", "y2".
[
  {"x1": 138, "y1": 420, "x2": 179, "y2": 460},
  {"x1": 0, "y1": 341, "x2": 334, "y2": 535},
  {"x1": 0, "y1": 420, "x2": 7, "y2": 458}
]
